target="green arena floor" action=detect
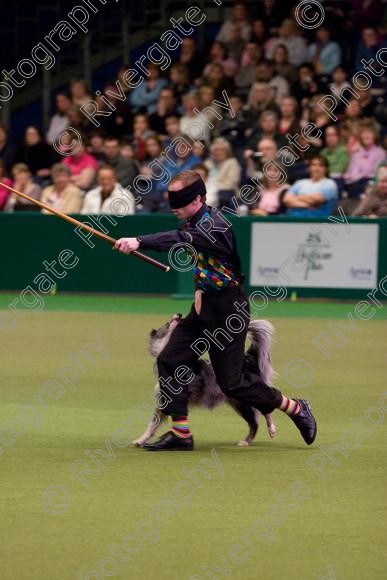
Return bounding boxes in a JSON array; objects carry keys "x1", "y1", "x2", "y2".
[{"x1": 0, "y1": 294, "x2": 386, "y2": 580}]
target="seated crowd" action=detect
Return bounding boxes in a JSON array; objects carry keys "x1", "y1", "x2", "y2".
[{"x1": 0, "y1": 1, "x2": 386, "y2": 218}]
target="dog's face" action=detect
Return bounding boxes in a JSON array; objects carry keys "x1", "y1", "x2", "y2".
[{"x1": 149, "y1": 313, "x2": 182, "y2": 357}]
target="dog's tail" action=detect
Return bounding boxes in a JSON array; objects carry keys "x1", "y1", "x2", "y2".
[{"x1": 247, "y1": 320, "x2": 277, "y2": 385}]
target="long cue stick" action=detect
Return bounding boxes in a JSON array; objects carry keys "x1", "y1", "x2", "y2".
[{"x1": 0, "y1": 181, "x2": 170, "y2": 272}]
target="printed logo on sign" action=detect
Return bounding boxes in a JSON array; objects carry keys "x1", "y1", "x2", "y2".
[
  {"x1": 350, "y1": 268, "x2": 372, "y2": 280},
  {"x1": 296, "y1": 233, "x2": 332, "y2": 280},
  {"x1": 257, "y1": 266, "x2": 280, "y2": 277}
]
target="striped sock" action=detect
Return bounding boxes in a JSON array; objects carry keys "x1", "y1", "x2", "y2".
[
  {"x1": 279, "y1": 396, "x2": 300, "y2": 417},
  {"x1": 171, "y1": 415, "x2": 191, "y2": 438}
]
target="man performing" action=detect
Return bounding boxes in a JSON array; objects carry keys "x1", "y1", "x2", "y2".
[{"x1": 115, "y1": 170, "x2": 317, "y2": 451}]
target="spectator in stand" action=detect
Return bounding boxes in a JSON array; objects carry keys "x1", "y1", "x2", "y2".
[
  {"x1": 139, "y1": 135, "x2": 169, "y2": 213},
  {"x1": 5, "y1": 163, "x2": 41, "y2": 211},
  {"x1": 351, "y1": 0, "x2": 386, "y2": 29},
  {"x1": 235, "y1": 43, "x2": 264, "y2": 95},
  {"x1": 302, "y1": 95, "x2": 332, "y2": 147},
  {"x1": 358, "y1": 87, "x2": 379, "y2": 118},
  {"x1": 321, "y1": 125, "x2": 349, "y2": 195},
  {"x1": 164, "y1": 115, "x2": 182, "y2": 145},
  {"x1": 222, "y1": 23, "x2": 246, "y2": 62},
  {"x1": 307, "y1": 25, "x2": 342, "y2": 75},
  {"x1": 0, "y1": 160, "x2": 12, "y2": 211},
  {"x1": 245, "y1": 137, "x2": 278, "y2": 181},
  {"x1": 41, "y1": 164, "x2": 82, "y2": 214},
  {"x1": 178, "y1": 37, "x2": 205, "y2": 83},
  {"x1": 131, "y1": 114, "x2": 154, "y2": 162},
  {"x1": 291, "y1": 63, "x2": 321, "y2": 105},
  {"x1": 329, "y1": 66, "x2": 351, "y2": 114},
  {"x1": 130, "y1": 64, "x2": 168, "y2": 114},
  {"x1": 246, "y1": 82, "x2": 279, "y2": 125},
  {"x1": 117, "y1": 64, "x2": 132, "y2": 100},
  {"x1": 341, "y1": 119, "x2": 361, "y2": 157},
  {"x1": 266, "y1": 19, "x2": 307, "y2": 67},
  {"x1": 120, "y1": 140, "x2": 136, "y2": 161},
  {"x1": 87, "y1": 130, "x2": 107, "y2": 164},
  {"x1": 61, "y1": 137, "x2": 98, "y2": 191},
  {"x1": 197, "y1": 85, "x2": 223, "y2": 131},
  {"x1": 283, "y1": 155, "x2": 338, "y2": 217},
  {"x1": 355, "y1": 27, "x2": 383, "y2": 72},
  {"x1": 168, "y1": 64, "x2": 192, "y2": 107},
  {"x1": 180, "y1": 92, "x2": 211, "y2": 144},
  {"x1": 278, "y1": 95, "x2": 300, "y2": 136},
  {"x1": 82, "y1": 166, "x2": 135, "y2": 215},
  {"x1": 217, "y1": 2, "x2": 251, "y2": 43},
  {"x1": 255, "y1": 60, "x2": 289, "y2": 105},
  {"x1": 16, "y1": 125, "x2": 55, "y2": 184},
  {"x1": 272, "y1": 44, "x2": 297, "y2": 85},
  {"x1": 352, "y1": 166, "x2": 387, "y2": 217},
  {"x1": 215, "y1": 95, "x2": 248, "y2": 160},
  {"x1": 0, "y1": 124, "x2": 16, "y2": 172},
  {"x1": 250, "y1": 162, "x2": 290, "y2": 216},
  {"x1": 70, "y1": 78, "x2": 91, "y2": 107},
  {"x1": 98, "y1": 81, "x2": 132, "y2": 139},
  {"x1": 192, "y1": 163, "x2": 209, "y2": 186},
  {"x1": 103, "y1": 137, "x2": 138, "y2": 189},
  {"x1": 201, "y1": 63, "x2": 234, "y2": 100},
  {"x1": 250, "y1": 19, "x2": 268, "y2": 44},
  {"x1": 204, "y1": 137, "x2": 241, "y2": 208},
  {"x1": 46, "y1": 92, "x2": 72, "y2": 145},
  {"x1": 149, "y1": 88, "x2": 178, "y2": 135},
  {"x1": 203, "y1": 41, "x2": 239, "y2": 78},
  {"x1": 255, "y1": 0, "x2": 290, "y2": 32},
  {"x1": 247, "y1": 110, "x2": 287, "y2": 150},
  {"x1": 344, "y1": 122, "x2": 386, "y2": 197}
]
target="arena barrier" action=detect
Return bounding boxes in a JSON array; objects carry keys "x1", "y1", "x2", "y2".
[{"x1": 1, "y1": 214, "x2": 386, "y2": 300}]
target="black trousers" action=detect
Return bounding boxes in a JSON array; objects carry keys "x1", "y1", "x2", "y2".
[{"x1": 157, "y1": 286, "x2": 283, "y2": 416}]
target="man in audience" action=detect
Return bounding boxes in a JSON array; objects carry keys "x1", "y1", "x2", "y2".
[
  {"x1": 104, "y1": 137, "x2": 138, "y2": 189},
  {"x1": 130, "y1": 64, "x2": 168, "y2": 114},
  {"x1": 46, "y1": 93, "x2": 72, "y2": 145},
  {"x1": 82, "y1": 167, "x2": 135, "y2": 215}
]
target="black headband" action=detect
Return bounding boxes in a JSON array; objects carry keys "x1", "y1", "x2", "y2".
[{"x1": 168, "y1": 178, "x2": 206, "y2": 209}]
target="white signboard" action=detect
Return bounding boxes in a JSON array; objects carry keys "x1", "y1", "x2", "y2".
[{"x1": 250, "y1": 222, "x2": 379, "y2": 289}]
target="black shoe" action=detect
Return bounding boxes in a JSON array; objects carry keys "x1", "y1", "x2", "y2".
[
  {"x1": 143, "y1": 431, "x2": 194, "y2": 451},
  {"x1": 291, "y1": 399, "x2": 317, "y2": 445}
]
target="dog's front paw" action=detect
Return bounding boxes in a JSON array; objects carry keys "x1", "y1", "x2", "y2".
[
  {"x1": 268, "y1": 425, "x2": 276, "y2": 438},
  {"x1": 237, "y1": 440, "x2": 250, "y2": 447}
]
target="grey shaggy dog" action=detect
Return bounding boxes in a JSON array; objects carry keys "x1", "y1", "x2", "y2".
[{"x1": 133, "y1": 314, "x2": 277, "y2": 447}]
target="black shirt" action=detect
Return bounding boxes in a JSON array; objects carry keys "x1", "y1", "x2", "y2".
[{"x1": 138, "y1": 204, "x2": 244, "y2": 292}]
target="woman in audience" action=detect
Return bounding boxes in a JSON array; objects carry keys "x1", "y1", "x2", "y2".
[
  {"x1": 169, "y1": 64, "x2": 192, "y2": 106},
  {"x1": 5, "y1": 163, "x2": 41, "y2": 211},
  {"x1": 41, "y1": 164, "x2": 82, "y2": 214},
  {"x1": 202, "y1": 42, "x2": 238, "y2": 78},
  {"x1": 201, "y1": 63, "x2": 234, "y2": 100},
  {"x1": 235, "y1": 43, "x2": 264, "y2": 94},
  {"x1": 46, "y1": 92, "x2": 72, "y2": 145},
  {"x1": 131, "y1": 114, "x2": 154, "y2": 162},
  {"x1": 70, "y1": 78, "x2": 91, "y2": 107},
  {"x1": 352, "y1": 166, "x2": 387, "y2": 217},
  {"x1": 307, "y1": 25, "x2": 342, "y2": 75},
  {"x1": 250, "y1": 162, "x2": 290, "y2": 215},
  {"x1": 0, "y1": 159, "x2": 12, "y2": 211},
  {"x1": 344, "y1": 122, "x2": 386, "y2": 197},
  {"x1": 61, "y1": 136, "x2": 98, "y2": 191},
  {"x1": 272, "y1": 44, "x2": 297, "y2": 84},
  {"x1": 204, "y1": 137, "x2": 241, "y2": 208},
  {"x1": 266, "y1": 18, "x2": 306, "y2": 67},
  {"x1": 278, "y1": 95, "x2": 300, "y2": 136},
  {"x1": 16, "y1": 125, "x2": 55, "y2": 184},
  {"x1": 217, "y1": 2, "x2": 251, "y2": 43}
]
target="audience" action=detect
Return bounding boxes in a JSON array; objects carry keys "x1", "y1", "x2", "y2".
[{"x1": 1, "y1": 5, "x2": 386, "y2": 222}]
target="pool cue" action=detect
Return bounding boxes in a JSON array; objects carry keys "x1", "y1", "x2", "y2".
[{"x1": 0, "y1": 181, "x2": 170, "y2": 273}]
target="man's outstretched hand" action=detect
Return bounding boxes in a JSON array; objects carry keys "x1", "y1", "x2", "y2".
[{"x1": 114, "y1": 238, "x2": 140, "y2": 254}]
